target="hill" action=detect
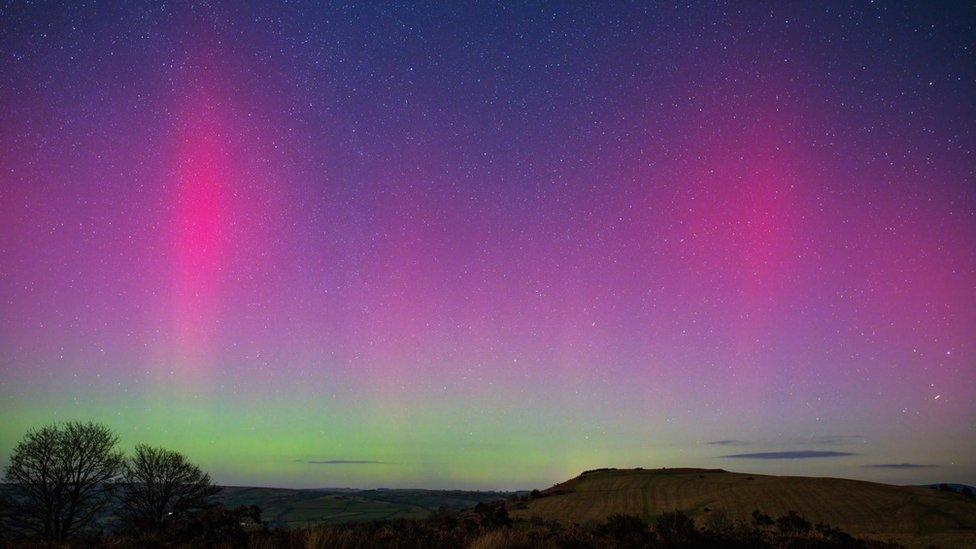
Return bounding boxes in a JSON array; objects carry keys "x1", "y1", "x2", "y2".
[
  {"x1": 217, "y1": 486, "x2": 515, "y2": 528},
  {"x1": 509, "y1": 468, "x2": 976, "y2": 548}
]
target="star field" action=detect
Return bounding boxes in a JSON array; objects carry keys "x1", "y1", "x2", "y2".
[{"x1": 1, "y1": 2, "x2": 974, "y2": 489}]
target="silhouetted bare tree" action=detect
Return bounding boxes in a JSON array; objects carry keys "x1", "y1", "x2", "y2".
[
  {"x1": 118, "y1": 444, "x2": 220, "y2": 536},
  {"x1": 3, "y1": 422, "x2": 124, "y2": 541}
]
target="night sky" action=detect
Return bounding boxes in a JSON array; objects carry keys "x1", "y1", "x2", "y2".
[{"x1": 1, "y1": 2, "x2": 974, "y2": 490}]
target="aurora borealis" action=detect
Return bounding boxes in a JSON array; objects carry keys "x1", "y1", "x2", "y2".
[{"x1": 1, "y1": 2, "x2": 974, "y2": 490}]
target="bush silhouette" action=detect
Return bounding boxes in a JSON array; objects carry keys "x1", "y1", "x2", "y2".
[
  {"x1": 596, "y1": 513, "x2": 652, "y2": 546},
  {"x1": 815, "y1": 521, "x2": 865, "y2": 547},
  {"x1": 703, "y1": 508, "x2": 733, "y2": 533},
  {"x1": 473, "y1": 501, "x2": 512, "y2": 528},
  {"x1": 776, "y1": 510, "x2": 812, "y2": 536},
  {"x1": 752, "y1": 509, "x2": 775, "y2": 528},
  {"x1": 655, "y1": 510, "x2": 697, "y2": 546}
]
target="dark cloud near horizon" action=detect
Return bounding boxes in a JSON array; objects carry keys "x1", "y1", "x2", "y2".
[
  {"x1": 721, "y1": 451, "x2": 856, "y2": 460},
  {"x1": 297, "y1": 460, "x2": 388, "y2": 465},
  {"x1": 863, "y1": 463, "x2": 940, "y2": 469},
  {"x1": 706, "y1": 439, "x2": 750, "y2": 446}
]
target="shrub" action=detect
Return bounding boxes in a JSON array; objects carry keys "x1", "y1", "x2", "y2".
[
  {"x1": 473, "y1": 501, "x2": 512, "y2": 528},
  {"x1": 703, "y1": 508, "x2": 732, "y2": 533},
  {"x1": 654, "y1": 510, "x2": 697, "y2": 546},
  {"x1": 752, "y1": 509, "x2": 775, "y2": 528},
  {"x1": 596, "y1": 514, "x2": 652, "y2": 547},
  {"x1": 815, "y1": 522, "x2": 866, "y2": 547},
  {"x1": 776, "y1": 510, "x2": 812, "y2": 536}
]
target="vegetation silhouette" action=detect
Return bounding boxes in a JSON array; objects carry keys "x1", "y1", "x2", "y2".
[
  {"x1": 117, "y1": 443, "x2": 222, "y2": 537},
  {"x1": 2, "y1": 421, "x2": 124, "y2": 542},
  {"x1": 0, "y1": 422, "x2": 962, "y2": 547}
]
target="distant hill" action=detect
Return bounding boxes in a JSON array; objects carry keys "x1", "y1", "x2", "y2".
[
  {"x1": 922, "y1": 483, "x2": 976, "y2": 496},
  {"x1": 509, "y1": 468, "x2": 976, "y2": 548},
  {"x1": 0, "y1": 483, "x2": 515, "y2": 530},
  {"x1": 217, "y1": 486, "x2": 515, "y2": 528}
]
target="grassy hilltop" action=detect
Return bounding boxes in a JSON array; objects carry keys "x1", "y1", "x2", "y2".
[{"x1": 509, "y1": 468, "x2": 976, "y2": 547}]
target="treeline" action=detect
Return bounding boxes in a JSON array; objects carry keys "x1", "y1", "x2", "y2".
[{"x1": 0, "y1": 422, "x2": 900, "y2": 547}]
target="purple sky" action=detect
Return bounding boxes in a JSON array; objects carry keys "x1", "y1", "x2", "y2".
[{"x1": 1, "y1": 2, "x2": 974, "y2": 489}]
